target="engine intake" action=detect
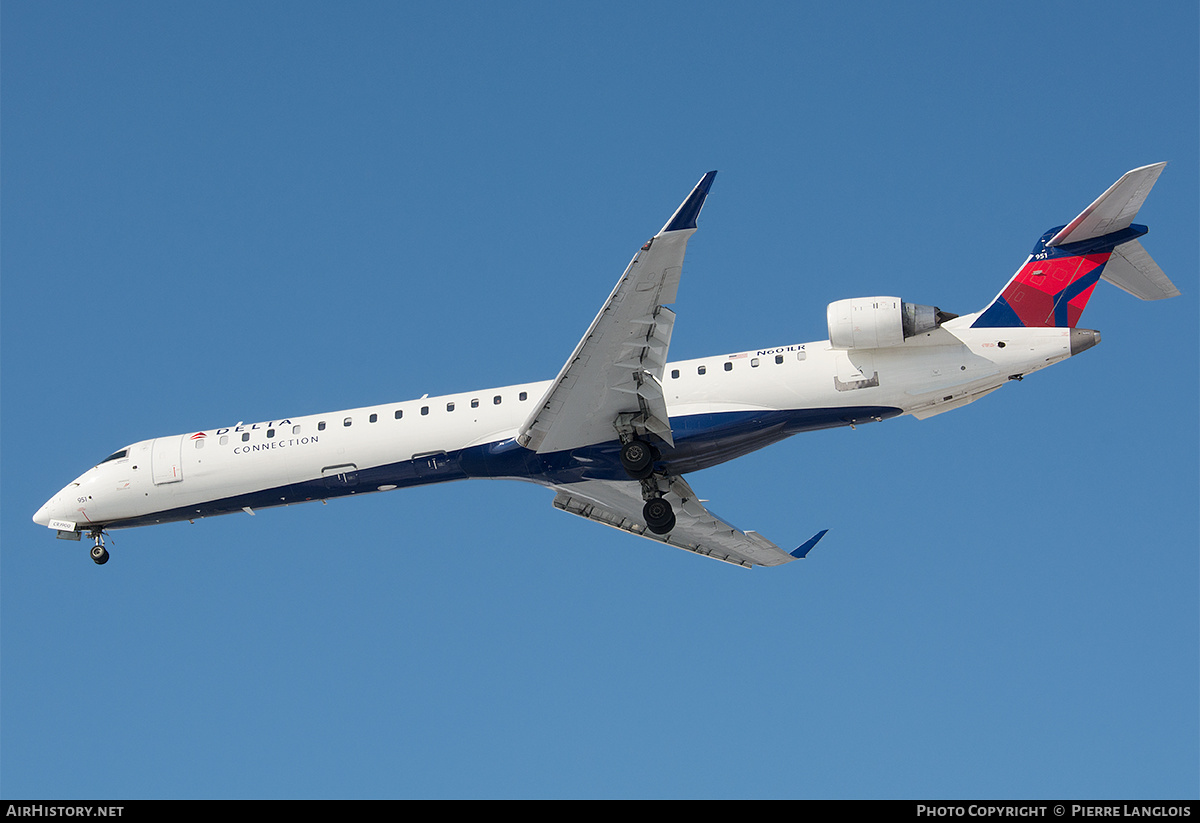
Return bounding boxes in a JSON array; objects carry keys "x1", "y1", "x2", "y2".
[{"x1": 827, "y1": 297, "x2": 954, "y2": 349}]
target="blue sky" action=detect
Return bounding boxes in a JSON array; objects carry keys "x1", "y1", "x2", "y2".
[{"x1": 2, "y1": 1, "x2": 1196, "y2": 800}]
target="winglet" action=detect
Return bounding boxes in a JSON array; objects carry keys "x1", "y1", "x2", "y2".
[
  {"x1": 790, "y1": 529, "x2": 829, "y2": 559},
  {"x1": 659, "y1": 171, "x2": 717, "y2": 234}
]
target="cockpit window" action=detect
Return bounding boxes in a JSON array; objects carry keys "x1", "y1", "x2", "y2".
[{"x1": 100, "y1": 449, "x2": 128, "y2": 464}]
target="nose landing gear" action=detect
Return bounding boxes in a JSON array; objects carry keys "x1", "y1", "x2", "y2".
[{"x1": 88, "y1": 531, "x2": 109, "y2": 565}]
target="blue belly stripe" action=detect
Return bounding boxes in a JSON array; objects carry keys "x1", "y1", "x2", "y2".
[{"x1": 106, "y1": 405, "x2": 902, "y2": 529}]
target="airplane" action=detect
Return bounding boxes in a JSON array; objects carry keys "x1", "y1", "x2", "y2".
[{"x1": 33, "y1": 164, "x2": 1179, "y2": 568}]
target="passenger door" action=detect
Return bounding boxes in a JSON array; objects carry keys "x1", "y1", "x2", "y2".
[{"x1": 151, "y1": 436, "x2": 184, "y2": 484}]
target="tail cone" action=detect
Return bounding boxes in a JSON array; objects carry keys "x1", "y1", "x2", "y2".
[{"x1": 1070, "y1": 328, "x2": 1101, "y2": 356}]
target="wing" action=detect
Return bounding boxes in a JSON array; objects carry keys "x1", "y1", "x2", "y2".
[
  {"x1": 523, "y1": 172, "x2": 824, "y2": 568},
  {"x1": 517, "y1": 171, "x2": 717, "y2": 454},
  {"x1": 551, "y1": 476, "x2": 828, "y2": 569}
]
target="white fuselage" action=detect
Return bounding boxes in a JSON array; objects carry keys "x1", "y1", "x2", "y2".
[{"x1": 33, "y1": 320, "x2": 1081, "y2": 534}]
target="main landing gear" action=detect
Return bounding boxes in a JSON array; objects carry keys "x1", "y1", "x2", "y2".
[
  {"x1": 88, "y1": 531, "x2": 109, "y2": 565},
  {"x1": 620, "y1": 437, "x2": 676, "y2": 535},
  {"x1": 642, "y1": 496, "x2": 676, "y2": 535},
  {"x1": 620, "y1": 440, "x2": 656, "y2": 480}
]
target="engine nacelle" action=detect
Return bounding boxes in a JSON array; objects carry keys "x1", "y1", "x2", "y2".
[{"x1": 827, "y1": 297, "x2": 947, "y2": 349}]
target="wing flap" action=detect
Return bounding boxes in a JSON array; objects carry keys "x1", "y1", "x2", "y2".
[{"x1": 551, "y1": 478, "x2": 825, "y2": 569}]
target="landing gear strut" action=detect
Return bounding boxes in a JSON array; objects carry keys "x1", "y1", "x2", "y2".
[
  {"x1": 614, "y1": 425, "x2": 676, "y2": 534},
  {"x1": 89, "y1": 531, "x2": 109, "y2": 565}
]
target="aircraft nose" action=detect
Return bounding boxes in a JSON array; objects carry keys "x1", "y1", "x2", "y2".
[
  {"x1": 33, "y1": 497, "x2": 55, "y2": 527},
  {"x1": 33, "y1": 487, "x2": 73, "y2": 528}
]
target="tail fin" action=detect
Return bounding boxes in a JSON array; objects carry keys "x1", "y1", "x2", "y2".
[{"x1": 972, "y1": 163, "x2": 1178, "y2": 329}]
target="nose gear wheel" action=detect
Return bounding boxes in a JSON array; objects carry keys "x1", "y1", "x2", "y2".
[{"x1": 88, "y1": 531, "x2": 110, "y2": 565}]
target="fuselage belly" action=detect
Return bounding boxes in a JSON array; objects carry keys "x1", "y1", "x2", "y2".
[{"x1": 33, "y1": 325, "x2": 1071, "y2": 533}]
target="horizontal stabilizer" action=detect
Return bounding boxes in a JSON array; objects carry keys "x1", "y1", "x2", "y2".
[
  {"x1": 1047, "y1": 162, "x2": 1166, "y2": 247},
  {"x1": 1102, "y1": 239, "x2": 1180, "y2": 301}
]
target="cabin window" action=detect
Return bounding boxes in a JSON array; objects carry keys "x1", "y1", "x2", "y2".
[
  {"x1": 394, "y1": 410, "x2": 403, "y2": 419},
  {"x1": 775, "y1": 354, "x2": 784, "y2": 364},
  {"x1": 671, "y1": 369, "x2": 680, "y2": 379},
  {"x1": 471, "y1": 399, "x2": 479, "y2": 408},
  {"x1": 493, "y1": 396, "x2": 502, "y2": 405},
  {"x1": 421, "y1": 406, "x2": 429, "y2": 416},
  {"x1": 219, "y1": 435, "x2": 229, "y2": 446},
  {"x1": 343, "y1": 417, "x2": 352, "y2": 427},
  {"x1": 267, "y1": 429, "x2": 275, "y2": 438},
  {"x1": 318, "y1": 421, "x2": 326, "y2": 431},
  {"x1": 369, "y1": 413, "x2": 378, "y2": 423},
  {"x1": 698, "y1": 365, "x2": 706, "y2": 375},
  {"x1": 519, "y1": 391, "x2": 528, "y2": 401},
  {"x1": 446, "y1": 402, "x2": 455, "y2": 412},
  {"x1": 751, "y1": 358, "x2": 760, "y2": 368},
  {"x1": 293, "y1": 425, "x2": 301, "y2": 434},
  {"x1": 195, "y1": 439, "x2": 204, "y2": 449},
  {"x1": 242, "y1": 432, "x2": 250, "y2": 442},
  {"x1": 797, "y1": 351, "x2": 807, "y2": 362},
  {"x1": 724, "y1": 362, "x2": 733, "y2": 371}
]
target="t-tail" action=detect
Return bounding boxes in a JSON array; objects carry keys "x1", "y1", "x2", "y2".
[{"x1": 972, "y1": 163, "x2": 1179, "y2": 334}]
